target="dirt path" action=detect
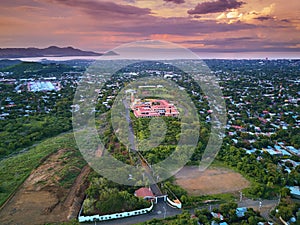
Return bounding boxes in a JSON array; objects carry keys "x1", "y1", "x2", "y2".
[
  {"x1": 175, "y1": 166, "x2": 250, "y2": 195},
  {"x1": 0, "y1": 149, "x2": 90, "y2": 225}
]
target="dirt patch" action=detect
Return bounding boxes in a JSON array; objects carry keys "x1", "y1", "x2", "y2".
[
  {"x1": 0, "y1": 149, "x2": 90, "y2": 225},
  {"x1": 175, "y1": 166, "x2": 250, "y2": 196}
]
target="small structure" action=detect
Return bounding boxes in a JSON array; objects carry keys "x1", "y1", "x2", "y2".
[
  {"x1": 166, "y1": 197, "x2": 182, "y2": 208},
  {"x1": 287, "y1": 186, "x2": 300, "y2": 199},
  {"x1": 219, "y1": 222, "x2": 228, "y2": 225},
  {"x1": 134, "y1": 187, "x2": 181, "y2": 208},
  {"x1": 211, "y1": 212, "x2": 224, "y2": 221},
  {"x1": 134, "y1": 187, "x2": 155, "y2": 201},
  {"x1": 236, "y1": 207, "x2": 247, "y2": 217}
]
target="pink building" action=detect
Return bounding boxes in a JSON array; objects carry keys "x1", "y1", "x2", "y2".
[{"x1": 132, "y1": 99, "x2": 179, "y2": 118}]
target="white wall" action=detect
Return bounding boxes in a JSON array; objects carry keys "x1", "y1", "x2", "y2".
[
  {"x1": 78, "y1": 202, "x2": 154, "y2": 222},
  {"x1": 166, "y1": 197, "x2": 182, "y2": 209}
]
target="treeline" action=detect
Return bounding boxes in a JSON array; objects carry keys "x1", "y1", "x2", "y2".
[
  {"x1": 0, "y1": 115, "x2": 71, "y2": 158},
  {"x1": 83, "y1": 176, "x2": 151, "y2": 216},
  {"x1": 1, "y1": 61, "x2": 83, "y2": 79}
]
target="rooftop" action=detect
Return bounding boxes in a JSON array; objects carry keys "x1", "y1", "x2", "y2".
[
  {"x1": 132, "y1": 99, "x2": 179, "y2": 118},
  {"x1": 134, "y1": 187, "x2": 154, "y2": 199}
]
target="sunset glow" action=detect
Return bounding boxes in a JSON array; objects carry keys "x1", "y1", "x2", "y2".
[{"x1": 1, "y1": 0, "x2": 299, "y2": 56}]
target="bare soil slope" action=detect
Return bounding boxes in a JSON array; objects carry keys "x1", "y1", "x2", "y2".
[
  {"x1": 0, "y1": 149, "x2": 90, "y2": 225},
  {"x1": 175, "y1": 166, "x2": 250, "y2": 195}
]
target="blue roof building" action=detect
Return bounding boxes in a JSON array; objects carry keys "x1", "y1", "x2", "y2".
[
  {"x1": 219, "y1": 222, "x2": 228, "y2": 225},
  {"x1": 287, "y1": 186, "x2": 300, "y2": 199},
  {"x1": 236, "y1": 207, "x2": 247, "y2": 217}
]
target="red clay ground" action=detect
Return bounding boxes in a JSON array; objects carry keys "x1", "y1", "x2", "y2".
[
  {"x1": 175, "y1": 166, "x2": 250, "y2": 196},
  {"x1": 0, "y1": 149, "x2": 90, "y2": 225}
]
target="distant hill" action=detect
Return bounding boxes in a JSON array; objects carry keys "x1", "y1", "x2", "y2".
[
  {"x1": 103, "y1": 51, "x2": 119, "y2": 56},
  {"x1": 0, "y1": 46, "x2": 103, "y2": 58}
]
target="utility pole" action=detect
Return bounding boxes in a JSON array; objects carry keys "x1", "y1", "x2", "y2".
[{"x1": 163, "y1": 206, "x2": 166, "y2": 219}]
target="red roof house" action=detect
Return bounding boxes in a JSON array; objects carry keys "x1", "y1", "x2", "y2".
[{"x1": 134, "y1": 187, "x2": 155, "y2": 200}]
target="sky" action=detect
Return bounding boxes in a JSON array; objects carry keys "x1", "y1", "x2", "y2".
[{"x1": 1, "y1": 0, "x2": 300, "y2": 57}]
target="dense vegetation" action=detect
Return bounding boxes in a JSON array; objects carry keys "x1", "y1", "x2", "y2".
[
  {"x1": 83, "y1": 175, "x2": 151, "y2": 215},
  {"x1": 0, "y1": 61, "x2": 83, "y2": 79},
  {"x1": 0, "y1": 116, "x2": 72, "y2": 157}
]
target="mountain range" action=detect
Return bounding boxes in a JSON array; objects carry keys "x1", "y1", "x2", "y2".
[{"x1": 0, "y1": 46, "x2": 107, "y2": 58}]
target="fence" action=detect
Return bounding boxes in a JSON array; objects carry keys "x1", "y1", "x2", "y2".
[{"x1": 78, "y1": 201, "x2": 154, "y2": 222}]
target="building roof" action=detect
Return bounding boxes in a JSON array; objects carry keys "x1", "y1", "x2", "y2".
[
  {"x1": 211, "y1": 212, "x2": 224, "y2": 220},
  {"x1": 135, "y1": 187, "x2": 154, "y2": 198},
  {"x1": 288, "y1": 186, "x2": 300, "y2": 196},
  {"x1": 220, "y1": 222, "x2": 228, "y2": 225},
  {"x1": 132, "y1": 98, "x2": 179, "y2": 118},
  {"x1": 236, "y1": 207, "x2": 247, "y2": 217}
]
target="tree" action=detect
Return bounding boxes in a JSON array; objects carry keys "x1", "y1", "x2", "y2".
[
  {"x1": 83, "y1": 198, "x2": 95, "y2": 215},
  {"x1": 280, "y1": 187, "x2": 290, "y2": 198}
]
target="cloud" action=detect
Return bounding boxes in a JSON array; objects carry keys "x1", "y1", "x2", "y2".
[
  {"x1": 163, "y1": 0, "x2": 185, "y2": 4},
  {"x1": 123, "y1": 0, "x2": 136, "y2": 3},
  {"x1": 191, "y1": 46, "x2": 300, "y2": 53},
  {"x1": 188, "y1": 0, "x2": 245, "y2": 15},
  {"x1": 185, "y1": 37, "x2": 300, "y2": 52},
  {"x1": 45, "y1": 0, "x2": 151, "y2": 16},
  {"x1": 216, "y1": 4, "x2": 276, "y2": 24},
  {"x1": 108, "y1": 17, "x2": 258, "y2": 36},
  {"x1": 255, "y1": 16, "x2": 274, "y2": 21},
  {"x1": 184, "y1": 37, "x2": 255, "y2": 45},
  {"x1": 42, "y1": 0, "x2": 256, "y2": 37}
]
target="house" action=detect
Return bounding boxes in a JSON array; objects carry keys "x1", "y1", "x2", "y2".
[
  {"x1": 211, "y1": 212, "x2": 224, "y2": 221},
  {"x1": 236, "y1": 207, "x2": 247, "y2": 217},
  {"x1": 262, "y1": 147, "x2": 282, "y2": 156},
  {"x1": 219, "y1": 222, "x2": 228, "y2": 225},
  {"x1": 287, "y1": 186, "x2": 300, "y2": 199},
  {"x1": 286, "y1": 146, "x2": 300, "y2": 156},
  {"x1": 134, "y1": 187, "x2": 155, "y2": 201}
]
